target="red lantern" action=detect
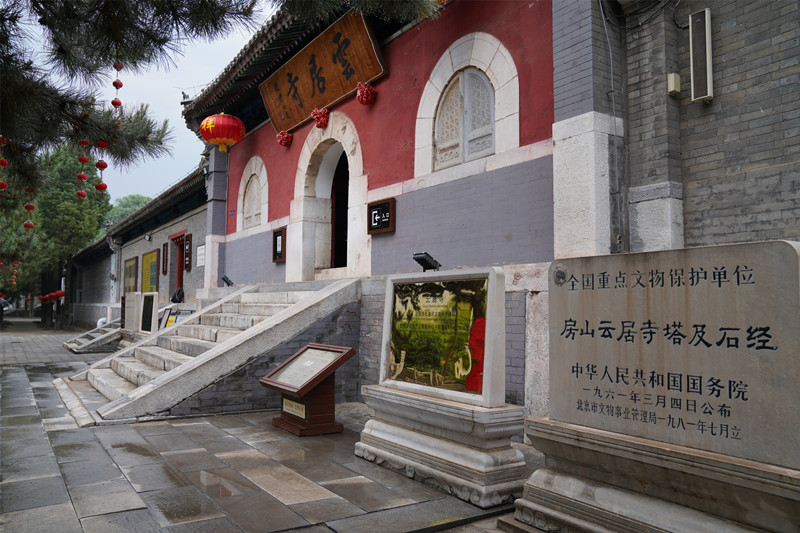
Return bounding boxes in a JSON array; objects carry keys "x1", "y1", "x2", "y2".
[
  {"x1": 0, "y1": 158, "x2": 7, "y2": 168},
  {"x1": 96, "y1": 160, "x2": 108, "y2": 171},
  {"x1": 96, "y1": 140, "x2": 109, "y2": 150},
  {"x1": 113, "y1": 61, "x2": 123, "y2": 72},
  {"x1": 23, "y1": 203, "x2": 34, "y2": 217},
  {"x1": 23, "y1": 220, "x2": 34, "y2": 235},
  {"x1": 77, "y1": 190, "x2": 87, "y2": 203},
  {"x1": 111, "y1": 98, "x2": 122, "y2": 108},
  {"x1": 357, "y1": 82, "x2": 377, "y2": 105},
  {"x1": 77, "y1": 173, "x2": 87, "y2": 181},
  {"x1": 200, "y1": 113, "x2": 246, "y2": 152},
  {"x1": 79, "y1": 156, "x2": 89, "y2": 165},
  {"x1": 112, "y1": 79, "x2": 123, "y2": 89},
  {"x1": 95, "y1": 182, "x2": 108, "y2": 199},
  {"x1": 25, "y1": 186, "x2": 36, "y2": 197},
  {"x1": 311, "y1": 107, "x2": 329, "y2": 129},
  {"x1": 276, "y1": 130, "x2": 293, "y2": 147}
]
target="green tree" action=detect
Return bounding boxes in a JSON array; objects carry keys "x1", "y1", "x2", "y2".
[
  {"x1": 0, "y1": 0, "x2": 258, "y2": 190},
  {"x1": 104, "y1": 194, "x2": 152, "y2": 229},
  {"x1": 21, "y1": 146, "x2": 112, "y2": 326}
]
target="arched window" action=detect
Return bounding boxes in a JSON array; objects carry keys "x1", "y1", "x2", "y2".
[
  {"x1": 242, "y1": 174, "x2": 261, "y2": 229},
  {"x1": 434, "y1": 68, "x2": 495, "y2": 171}
]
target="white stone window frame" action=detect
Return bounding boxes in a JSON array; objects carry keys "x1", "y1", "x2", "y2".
[
  {"x1": 236, "y1": 155, "x2": 268, "y2": 234},
  {"x1": 415, "y1": 32, "x2": 519, "y2": 178},
  {"x1": 434, "y1": 67, "x2": 496, "y2": 171}
]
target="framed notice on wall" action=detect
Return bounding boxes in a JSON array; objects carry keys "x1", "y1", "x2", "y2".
[
  {"x1": 184, "y1": 234, "x2": 192, "y2": 272},
  {"x1": 273, "y1": 227, "x2": 286, "y2": 263},
  {"x1": 367, "y1": 198, "x2": 396, "y2": 234}
]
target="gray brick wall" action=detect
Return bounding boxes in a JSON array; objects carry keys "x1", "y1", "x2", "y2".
[
  {"x1": 553, "y1": 0, "x2": 626, "y2": 122},
  {"x1": 222, "y1": 232, "x2": 285, "y2": 285},
  {"x1": 625, "y1": 9, "x2": 682, "y2": 190},
  {"x1": 678, "y1": 0, "x2": 800, "y2": 245},
  {"x1": 118, "y1": 205, "x2": 206, "y2": 304},
  {"x1": 168, "y1": 302, "x2": 361, "y2": 416},
  {"x1": 505, "y1": 290, "x2": 526, "y2": 406},
  {"x1": 371, "y1": 158, "x2": 553, "y2": 276}
]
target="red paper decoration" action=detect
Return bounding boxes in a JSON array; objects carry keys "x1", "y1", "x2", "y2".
[
  {"x1": 77, "y1": 190, "x2": 87, "y2": 204},
  {"x1": 311, "y1": 107, "x2": 329, "y2": 129},
  {"x1": 95, "y1": 182, "x2": 108, "y2": 199},
  {"x1": 200, "y1": 113, "x2": 246, "y2": 152},
  {"x1": 23, "y1": 203, "x2": 35, "y2": 217},
  {"x1": 23, "y1": 220, "x2": 34, "y2": 235},
  {"x1": 96, "y1": 160, "x2": 108, "y2": 171},
  {"x1": 357, "y1": 82, "x2": 377, "y2": 105},
  {"x1": 0, "y1": 158, "x2": 7, "y2": 168},
  {"x1": 77, "y1": 173, "x2": 88, "y2": 182},
  {"x1": 276, "y1": 130, "x2": 293, "y2": 147}
]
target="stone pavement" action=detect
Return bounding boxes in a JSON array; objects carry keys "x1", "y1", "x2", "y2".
[{"x1": 1, "y1": 317, "x2": 538, "y2": 532}]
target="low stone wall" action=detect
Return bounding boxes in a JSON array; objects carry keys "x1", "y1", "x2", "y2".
[{"x1": 168, "y1": 302, "x2": 361, "y2": 417}]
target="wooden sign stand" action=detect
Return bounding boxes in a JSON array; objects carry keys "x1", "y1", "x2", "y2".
[{"x1": 259, "y1": 343, "x2": 355, "y2": 436}]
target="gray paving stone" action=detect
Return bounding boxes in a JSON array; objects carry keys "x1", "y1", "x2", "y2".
[
  {"x1": 0, "y1": 452, "x2": 60, "y2": 483},
  {"x1": 69, "y1": 477, "x2": 147, "y2": 519},
  {"x1": 186, "y1": 467, "x2": 263, "y2": 500},
  {"x1": 164, "y1": 516, "x2": 242, "y2": 533},
  {"x1": 80, "y1": 509, "x2": 163, "y2": 533},
  {"x1": 319, "y1": 475, "x2": 416, "y2": 512},
  {"x1": 52, "y1": 440, "x2": 110, "y2": 464},
  {"x1": 60, "y1": 458, "x2": 124, "y2": 487},
  {"x1": 0, "y1": 501, "x2": 82, "y2": 533},
  {"x1": 163, "y1": 448, "x2": 228, "y2": 472},
  {"x1": 144, "y1": 432, "x2": 201, "y2": 453},
  {"x1": 0, "y1": 475, "x2": 70, "y2": 513},
  {"x1": 213, "y1": 491, "x2": 309, "y2": 533},
  {"x1": 325, "y1": 497, "x2": 496, "y2": 533},
  {"x1": 140, "y1": 485, "x2": 225, "y2": 527},
  {"x1": 289, "y1": 496, "x2": 366, "y2": 523},
  {"x1": 121, "y1": 462, "x2": 192, "y2": 492}
]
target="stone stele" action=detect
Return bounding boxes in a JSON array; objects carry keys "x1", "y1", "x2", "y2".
[
  {"x1": 514, "y1": 241, "x2": 800, "y2": 532},
  {"x1": 355, "y1": 267, "x2": 529, "y2": 508}
]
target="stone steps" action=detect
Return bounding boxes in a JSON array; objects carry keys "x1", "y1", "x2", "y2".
[
  {"x1": 88, "y1": 368, "x2": 137, "y2": 401},
  {"x1": 64, "y1": 284, "x2": 332, "y2": 409},
  {"x1": 174, "y1": 324, "x2": 242, "y2": 343},
  {"x1": 157, "y1": 334, "x2": 218, "y2": 357},
  {"x1": 111, "y1": 356, "x2": 167, "y2": 386},
  {"x1": 134, "y1": 345, "x2": 194, "y2": 371}
]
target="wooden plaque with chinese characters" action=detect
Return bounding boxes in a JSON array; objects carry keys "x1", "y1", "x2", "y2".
[{"x1": 259, "y1": 11, "x2": 385, "y2": 132}]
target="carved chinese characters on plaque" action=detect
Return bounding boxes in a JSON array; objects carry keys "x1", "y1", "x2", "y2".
[
  {"x1": 550, "y1": 241, "x2": 800, "y2": 469},
  {"x1": 259, "y1": 11, "x2": 385, "y2": 133}
]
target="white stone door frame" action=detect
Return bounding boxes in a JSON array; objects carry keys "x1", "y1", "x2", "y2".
[{"x1": 287, "y1": 110, "x2": 371, "y2": 282}]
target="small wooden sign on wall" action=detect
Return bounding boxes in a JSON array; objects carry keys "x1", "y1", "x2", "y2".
[{"x1": 367, "y1": 198, "x2": 396, "y2": 235}]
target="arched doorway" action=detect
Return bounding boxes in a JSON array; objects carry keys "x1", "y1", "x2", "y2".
[
  {"x1": 287, "y1": 110, "x2": 370, "y2": 282},
  {"x1": 330, "y1": 152, "x2": 349, "y2": 269}
]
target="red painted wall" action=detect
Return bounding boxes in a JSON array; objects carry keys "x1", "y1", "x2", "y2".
[{"x1": 226, "y1": 0, "x2": 553, "y2": 235}]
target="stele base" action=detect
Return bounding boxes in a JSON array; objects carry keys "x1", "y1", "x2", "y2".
[
  {"x1": 513, "y1": 418, "x2": 800, "y2": 533},
  {"x1": 354, "y1": 384, "x2": 528, "y2": 509}
]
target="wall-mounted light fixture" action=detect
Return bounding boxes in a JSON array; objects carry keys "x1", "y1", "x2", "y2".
[
  {"x1": 143, "y1": 234, "x2": 152, "y2": 241},
  {"x1": 413, "y1": 252, "x2": 441, "y2": 272}
]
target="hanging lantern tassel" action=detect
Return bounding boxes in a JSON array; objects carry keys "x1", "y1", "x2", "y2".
[
  {"x1": 200, "y1": 113, "x2": 246, "y2": 152},
  {"x1": 95, "y1": 181, "x2": 108, "y2": 200}
]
